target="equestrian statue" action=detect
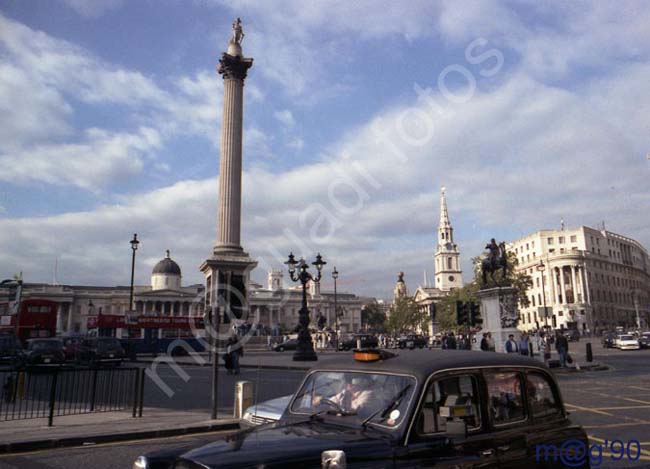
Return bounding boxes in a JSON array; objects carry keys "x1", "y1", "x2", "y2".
[{"x1": 481, "y1": 238, "x2": 509, "y2": 288}]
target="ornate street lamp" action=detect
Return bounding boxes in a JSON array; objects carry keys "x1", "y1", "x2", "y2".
[
  {"x1": 332, "y1": 267, "x2": 339, "y2": 352},
  {"x1": 285, "y1": 252, "x2": 326, "y2": 361},
  {"x1": 129, "y1": 234, "x2": 140, "y2": 313},
  {"x1": 537, "y1": 260, "x2": 549, "y2": 330}
]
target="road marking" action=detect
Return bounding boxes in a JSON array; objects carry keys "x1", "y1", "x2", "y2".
[
  {"x1": 584, "y1": 421, "x2": 650, "y2": 429},
  {"x1": 566, "y1": 403, "x2": 615, "y2": 417},
  {"x1": 571, "y1": 389, "x2": 650, "y2": 405},
  {"x1": 589, "y1": 405, "x2": 650, "y2": 411},
  {"x1": 628, "y1": 385, "x2": 650, "y2": 392}
]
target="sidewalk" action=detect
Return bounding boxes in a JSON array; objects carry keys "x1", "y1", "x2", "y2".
[
  {"x1": 0, "y1": 408, "x2": 239, "y2": 454},
  {"x1": 134, "y1": 348, "x2": 609, "y2": 373}
]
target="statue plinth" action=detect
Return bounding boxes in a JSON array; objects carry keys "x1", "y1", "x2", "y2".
[{"x1": 473, "y1": 286, "x2": 520, "y2": 353}]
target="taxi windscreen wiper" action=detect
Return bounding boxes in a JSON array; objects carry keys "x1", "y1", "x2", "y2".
[{"x1": 361, "y1": 384, "x2": 412, "y2": 428}]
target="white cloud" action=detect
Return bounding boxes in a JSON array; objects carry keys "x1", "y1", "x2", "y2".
[
  {"x1": 0, "y1": 13, "x2": 226, "y2": 189},
  {"x1": 0, "y1": 127, "x2": 162, "y2": 191},
  {"x1": 58, "y1": 0, "x2": 124, "y2": 18},
  {"x1": 274, "y1": 110, "x2": 295, "y2": 128}
]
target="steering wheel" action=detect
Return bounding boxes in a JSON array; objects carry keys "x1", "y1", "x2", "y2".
[{"x1": 320, "y1": 398, "x2": 346, "y2": 414}]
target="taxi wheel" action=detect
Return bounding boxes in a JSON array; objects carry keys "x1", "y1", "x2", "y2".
[{"x1": 278, "y1": 346, "x2": 285, "y2": 352}]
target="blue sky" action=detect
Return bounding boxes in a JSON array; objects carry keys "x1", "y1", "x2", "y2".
[{"x1": 1, "y1": 0, "x2": 649, "y2": 299}]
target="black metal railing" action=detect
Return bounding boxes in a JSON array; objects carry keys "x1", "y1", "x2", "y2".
[{"x1": 0, "y1": 366, "x2": 145, "y2": 426}]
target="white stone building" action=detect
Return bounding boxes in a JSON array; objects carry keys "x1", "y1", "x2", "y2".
[
  {"x1": 0, "y1": 251, "x2": 365, "y2": 338},
  {"x1": 509, "y1": 226, "x2": 650, "y2": 332}
]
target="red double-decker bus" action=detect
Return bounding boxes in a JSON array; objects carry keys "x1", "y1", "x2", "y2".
[{"x1": 0, "y1": 299, "x2": 58, "y2": 345}]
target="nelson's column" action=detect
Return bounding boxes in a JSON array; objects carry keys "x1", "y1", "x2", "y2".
[{"x1": 200, "y1": 18, "x2": 257, "y2": 332}]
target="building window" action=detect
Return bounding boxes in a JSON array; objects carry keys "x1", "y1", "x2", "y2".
[
  {"x1": 570, "y1": 235, "x2": 577, "y2": 243},
  {"x1": 559, "y1": 236, "x2": 565, "y2": 244},
  {"x1": 547, "y1": 237, "x2": 554, "y2": 245}
]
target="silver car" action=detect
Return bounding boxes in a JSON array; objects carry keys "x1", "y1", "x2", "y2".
[{"x1": 241, "y1": 394, "x2": 292, "y2": 426}]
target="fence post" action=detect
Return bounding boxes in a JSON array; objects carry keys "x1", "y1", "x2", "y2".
[
  {"x1": 138, "y1": 367, "x2": 145, "y2": 418},
  {"x1": 132, "y1": 369, "x2": 139, "y2": 418},
  {"x1": 89, "y1": 368, "x2": 99, "y2": 412},
  {"x1": 47, "y1": 370, "x2": 58, "y2": 427}
]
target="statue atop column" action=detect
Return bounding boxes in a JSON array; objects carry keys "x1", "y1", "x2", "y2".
[{"x1": 231, "y1": 18, "x2": 245, "y2": 45}]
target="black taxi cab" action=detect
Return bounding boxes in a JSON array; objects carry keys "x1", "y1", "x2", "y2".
[{"x1": 134, "y1": 350, "x2": 589, "y2": 468}]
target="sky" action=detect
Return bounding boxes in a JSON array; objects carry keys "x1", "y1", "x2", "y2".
[{"x1": 1, "y1": 0, "x2": 649, "y2": 300}]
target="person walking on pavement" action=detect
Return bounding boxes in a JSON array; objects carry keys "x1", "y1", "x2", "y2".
[
  {"x1": 486, "y1": 332, "x2": 496, "y2": 351},
  {"x1": 226, "y1": 334, "x2": 243, "y2": 374},
  {"x1": 446, "y1": 332, "x2": 457, "y2": 350},
  {"x1": 519, "y1": 333, "x2": 530, "y2": 356},
  {"x1": 480, "y1": 333, "x2": 489, "y2": 351},
  {"x1": 505, "y1": 334, "x2": 519, "y2": 353},
  {"x1": 555, "y1": 332, "x2": 569, "y2": 367}
]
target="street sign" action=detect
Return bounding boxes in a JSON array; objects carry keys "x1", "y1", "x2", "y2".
[{"x1": 538, "y1": 306, "x2": 551, "y2": 318}]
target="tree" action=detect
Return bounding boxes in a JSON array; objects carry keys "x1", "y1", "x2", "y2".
[
  {"x1": 361, "y1": 301, "x2": 386, "y2": 332},
  {"x1": 386, "y1": 297, "x2": 428, "y2": 334}
]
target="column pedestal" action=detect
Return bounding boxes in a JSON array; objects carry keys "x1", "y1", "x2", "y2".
[{"x1": 473, "y1": 287, "x2": 521, "y2": 353}]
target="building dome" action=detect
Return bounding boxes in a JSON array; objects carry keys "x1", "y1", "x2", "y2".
[{"x1": 152, "y1": 250, "x2": 181, "y2": 276}]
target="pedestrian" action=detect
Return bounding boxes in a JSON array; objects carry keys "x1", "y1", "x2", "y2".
[
  {"x1": 519, "y1": 333, "x2": 529, "y2": 356},
  {"x1": 226, "y1": 334, "x2": 243, "y2": 374},
  {"x1": 486, "y1": 332, "x2": 496, "y2": 352},
  {"x1": 446, "y1": 332, "x2": 457, "y2": 350},
  {"x1": 505, "y1": 334, "x2": 519, "y2": 353},
  {"x1": 555, "y1": 332, "x2": 569, "y2": 367},
  {"x1": 480, "y1": 333, "x2": 489, "y2": 351}
]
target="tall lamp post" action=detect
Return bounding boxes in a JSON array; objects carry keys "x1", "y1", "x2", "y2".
[
  {"x1": 129, "y1": 234, "x2": 139, "y2": 312},
  {"x1": 631, "y1": 288, "x2": 641, "y2": 330},
  {"x1": 332, "y1": 267, "x2": 339, "y2": 352},
  {"x1": 537, "y1": 260, "x2": 549, "y2": 330},
  {"x1": 285, "y1": 252, "x2": 326, "y2": 361}
]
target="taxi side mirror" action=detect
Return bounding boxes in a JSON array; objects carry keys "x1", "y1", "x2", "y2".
[{"x1": 322, "y1": 450, "x2": 346, "y2": 468}]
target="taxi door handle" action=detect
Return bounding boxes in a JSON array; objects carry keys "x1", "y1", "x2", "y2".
[
  {"x1": 481, "y1": 449, "x2": 495, "y2": 457},
  {"x1": 497, "y1": 445, "x2": 510, "y2": 452}
]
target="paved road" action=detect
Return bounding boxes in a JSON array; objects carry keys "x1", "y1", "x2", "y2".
[
  {"x1": 556, "y1": 343, "x2": 650, "y2": 468},
  {"x1": 139, "y1": 364, "x2": 304, "y2": 413}
]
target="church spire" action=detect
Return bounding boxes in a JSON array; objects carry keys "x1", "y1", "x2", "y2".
[
  {"x1": 434, "y1": 186, "x2": 462, "y2": 291},
  {"x1": 439, "y1": 186, "x2": 450, "y2": 230},
  {"x1": 438, "y1": 186, "x2": 453, "y2": 246}
]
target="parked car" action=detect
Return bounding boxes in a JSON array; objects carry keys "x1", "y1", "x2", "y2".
[
  {"x1": 273, "y1": 338, "x2": 298, "y2": 352},
  {"x1": 617, "y1": 334, "x2": 640, "y2": 351},
  {"x1": 135, "y1": 349, "x2": 589, "y2": 468},
  {"x1": 0, "y1": 334, "x2": 25, "y2": 368},
  {"x1": 25, "y1": 338, "x2": 65, "y2": 365},
  {"x1": 338, "y1": 334, "x2": 378, "y2": 351},
  {"x1": 241, "y1": 394, "x2": 292, "y2": 427},
  {"x1": 62, "y1": 336, "x2": 86, "y2": 362},
  {"x1": 638, "y1": 332, "x2": 650, "y2": 349},
  {"x1": 398, "y1": 334, "x2": 428, "y2": 349},
  {"x1": 76, "y1": 337, "x2": 127, "y2": 366}
]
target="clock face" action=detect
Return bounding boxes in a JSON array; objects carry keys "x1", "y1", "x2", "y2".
[
  {"x1": 445, "y1": 242, "x2": 453, "y2": 250},
  {"x1": 448, "y1": 275, "x2": 455, "y2": 282}
]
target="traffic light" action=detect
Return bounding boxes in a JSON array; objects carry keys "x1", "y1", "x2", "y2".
[
  {"x1": 456, "y1": 301, "x2": 469, "y2": 325},
  {"x1": 469, "y1": 302, "x2": 482, "y2": 327}
]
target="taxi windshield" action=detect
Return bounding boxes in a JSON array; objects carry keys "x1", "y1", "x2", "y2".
[{"x1": 291, "y1": 371, "x2": 415, "y2": 429}]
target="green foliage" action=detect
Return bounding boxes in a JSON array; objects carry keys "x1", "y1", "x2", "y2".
[
  {"x1": 434, "y1": 251, "x2": 533, "y2": 330},
  {"x1": 386, "y1": 297, "x2": 428, "y2": 334},
  {"x1": 361, "y1": 301, "x2": 386, "y2": 332}
]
